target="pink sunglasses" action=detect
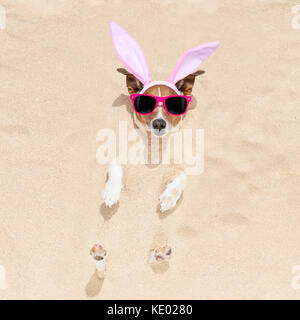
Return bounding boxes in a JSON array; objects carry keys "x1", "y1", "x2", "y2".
[{"x1": 130, "y1": 94, "x2": 191, "y2": 116}]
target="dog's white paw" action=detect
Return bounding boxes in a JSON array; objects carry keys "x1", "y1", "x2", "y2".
[
  {"x1": 102, "y1": 181, "x2": 121, "y2": 207},
  {"x1": 102, "y1": 159, "x2": 123, "y2": 207},
  {"x1": 159, "y1": 173, "x2": 186, "y2": 213}
]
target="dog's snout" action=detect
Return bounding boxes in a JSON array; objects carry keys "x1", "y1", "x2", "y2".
[{"x1": 152, "y1": 119, "x2": 166, "y2": 131}]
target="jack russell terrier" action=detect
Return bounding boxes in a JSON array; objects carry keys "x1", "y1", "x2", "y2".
[{"x1": 102, "y1": 22, "x2": 219, "y2": 212}]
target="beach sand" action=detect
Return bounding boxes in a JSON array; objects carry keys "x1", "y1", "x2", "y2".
[{"x1": 0, "y1": 0, "x2": 299, "y2": 299}]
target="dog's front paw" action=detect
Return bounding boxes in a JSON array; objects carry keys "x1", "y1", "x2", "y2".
[
  {"x1": 101, "y1": 159, "x2": 123, "y2": 208},
  {"x1": 102, "y1": 181, "x2": 121, "y2": 207},
  {"x1": 159, "y1": 189, "x2": 181, "y2": 212},
  {"x1": 159, "y1": 173, "x2": 186, "y2": 213}
]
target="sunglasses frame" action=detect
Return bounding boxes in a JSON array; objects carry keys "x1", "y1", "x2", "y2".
[{"x1": 130, "y1": 94, "x2": 191, "y2": 116}]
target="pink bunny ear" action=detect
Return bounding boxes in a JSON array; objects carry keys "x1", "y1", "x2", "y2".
[
  {"x1": 169, "y1": 42, "x2": 219, "y2": 84},
  {"x1": 110, "y1": 22, "x2": 151, "y2": 85}
]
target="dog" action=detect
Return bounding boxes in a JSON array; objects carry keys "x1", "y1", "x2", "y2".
[{"x1": 101, "y1": 22, "x2": 219, "y2": 212}]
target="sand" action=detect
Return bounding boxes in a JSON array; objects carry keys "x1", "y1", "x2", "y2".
[{"x1": 0, "y1": 0, "x2": 299, "y2": 299}]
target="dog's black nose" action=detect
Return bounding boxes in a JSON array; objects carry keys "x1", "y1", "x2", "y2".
[{"x1": 152, "y1": 119, "x2": 166, "y2": 131}]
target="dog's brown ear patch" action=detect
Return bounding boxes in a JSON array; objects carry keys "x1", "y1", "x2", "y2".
[
  {"x1": 117, "y1": 68, "x2": 144, "y2": 94},
  {"x1": 175, "y1": 70, "x2": 205, "y2": 95}
]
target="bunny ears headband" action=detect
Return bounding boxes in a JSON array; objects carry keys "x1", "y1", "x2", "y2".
[{"x1": 110, "y1": 22, "x2": 219, "y2": 94}]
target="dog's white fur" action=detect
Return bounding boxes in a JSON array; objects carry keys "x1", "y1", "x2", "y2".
[
  {"x1": 102, "y1": 158, "x2": 123, "y2": 207},
  {"x1": 159, "y1": 172, "x2": 186, "y2": 212},
  {"x1": 90, "y1": 244, "x2": 107, "y2": 279},
  {"x1": 94, "y1": 258, "x2": 106, "y2": 279}
]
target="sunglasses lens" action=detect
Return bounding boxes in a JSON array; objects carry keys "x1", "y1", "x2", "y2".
[
  {"x1": 134, "y1": 95, "x2": 156, "y2": 114},
  {"x1": 165, "y1": 97, "x2": 188, "y2": 115}
]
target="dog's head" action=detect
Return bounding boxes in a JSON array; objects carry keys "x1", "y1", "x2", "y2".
[
  {"x1": 110, "y1": 22, "x2": 219, "y2": 137},
  {"x1": 118, "y1": 68, "x2": 205, "y2": 137}
]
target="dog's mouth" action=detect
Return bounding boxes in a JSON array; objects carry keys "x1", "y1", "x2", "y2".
[{"x1": 151, "y1": 128, "x2": 168, "y2": 137}]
